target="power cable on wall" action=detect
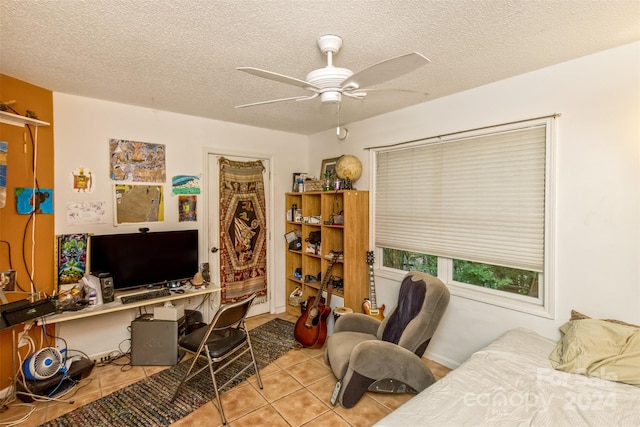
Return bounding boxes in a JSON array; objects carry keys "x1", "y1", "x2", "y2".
[
  {"x1": 30, "y1": 125, "x2": 39, "y2": 296},
  {"x1": 1, "y1": 102, "x2": 44, "y2": 295}
]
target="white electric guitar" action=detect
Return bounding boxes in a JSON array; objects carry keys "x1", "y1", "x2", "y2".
[{"x1": 362, "y1": 251, "x2": 385, "y2": 320}]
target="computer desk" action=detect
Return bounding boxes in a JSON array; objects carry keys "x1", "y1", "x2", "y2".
[{"x1": 38, "y1": 284, "x2": 220, "y2": 325}]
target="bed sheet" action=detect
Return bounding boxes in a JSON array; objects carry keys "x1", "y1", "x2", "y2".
[{"x1": 375, "y1": 328, "x2": 640, "y2": 427}]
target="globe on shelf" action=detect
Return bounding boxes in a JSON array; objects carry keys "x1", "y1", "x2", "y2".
[{"x1": 335, "y1": 155, "x2": 362, "y2": 189}]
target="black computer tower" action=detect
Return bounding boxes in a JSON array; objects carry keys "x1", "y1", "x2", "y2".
[{"x1": 130, "y1": 318, "x2": 179, "y2": 366}]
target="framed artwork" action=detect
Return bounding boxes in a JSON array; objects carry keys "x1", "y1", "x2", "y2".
[{"x1": 321, "y1": 157, "x2": 340, "y2": 178}]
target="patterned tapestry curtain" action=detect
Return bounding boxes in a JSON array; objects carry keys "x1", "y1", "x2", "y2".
[{"x1": 219, "y1": 157, "x2": 267, "y2": 304}]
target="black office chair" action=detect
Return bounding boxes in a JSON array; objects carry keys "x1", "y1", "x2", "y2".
[{"x1": 171, "y1": 293, "x2": 262, "y2": 425}]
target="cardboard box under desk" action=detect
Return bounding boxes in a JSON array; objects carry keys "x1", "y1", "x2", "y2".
[{"x1": 154, "y1": 304, "x2": 185, "y2": 321}]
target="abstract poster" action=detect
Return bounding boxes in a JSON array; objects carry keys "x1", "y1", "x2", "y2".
[
  {"x1": 178, "y1": 195, "x2": 197, "y2": 222},
  {"x1": 15, "y1": 188, "x2": 54, "y2": 214},
  {"x1": 114, "y1": 184, "x2": 164, "y2": 224},
  {"x1": 0, "y1": 141, "x2": 6, "y2": 209},
  {"x1": 56, "y1": 233, "x2": 89, "y2": 285},
  {"x1": 109, "y1": 139, "x2": 166, "y2": 182},
  {"x1": 172, "y1": 175, "x2": 200, "y2": 194}
]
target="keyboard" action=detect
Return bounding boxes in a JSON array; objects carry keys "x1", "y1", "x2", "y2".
[{"x1": 120, "y1": 288, "x2": 171, "y2": 304}]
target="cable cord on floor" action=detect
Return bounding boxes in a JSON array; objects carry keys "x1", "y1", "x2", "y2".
[{"x1": 0, "y1": 402, "x2": 36, "y2": 427}]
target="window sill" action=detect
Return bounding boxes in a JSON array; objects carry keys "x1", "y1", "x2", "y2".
[
  {"x1": 375, "y1": 267, "x2": 553, "y2": 319},
  {"x1": 447, "y1": 281, "x2": 553, "y2": 319}
]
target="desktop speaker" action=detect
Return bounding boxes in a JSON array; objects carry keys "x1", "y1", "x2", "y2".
[{"x1": 99, "y1": 276, "x2": 115, "y2": 303}]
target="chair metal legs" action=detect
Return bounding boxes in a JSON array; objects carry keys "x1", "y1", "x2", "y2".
[
  {"x1": 171, "y1": 329, "x2": 263, "y2": 425},
  {"x1": 171, "y1": 350, "x2": 206, "y2": 401},
  {"x1": 247, "y1": 331, "x2": 263, "y2": 390}
]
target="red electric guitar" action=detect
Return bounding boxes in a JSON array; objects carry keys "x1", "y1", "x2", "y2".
[
  {"x1": 362, "y1": 251, "x2": 385, "y2": 320},
  {"x1": 294, "y1": 252, "x2": 342, "y2": 348}
]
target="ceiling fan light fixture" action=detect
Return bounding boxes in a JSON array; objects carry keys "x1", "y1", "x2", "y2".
[
  {"x1": 305, "y1": 67, "x2": 353, "y2": 89},
  {"x1": 321, "y1": 91, "x2": 341, "y2": 103}
]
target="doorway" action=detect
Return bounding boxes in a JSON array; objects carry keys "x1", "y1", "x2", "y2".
[{"x1": 205, "y1": 151, "x2": 272, "y2": 317}]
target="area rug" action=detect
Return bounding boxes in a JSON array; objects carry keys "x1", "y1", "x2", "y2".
[{"x1": 41, "y1": 318, "x2": 295, "y2": 427}]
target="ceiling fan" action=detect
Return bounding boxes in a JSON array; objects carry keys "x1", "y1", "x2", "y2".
[{"x1": 235, "y1": 35, "x2": 430, "y2": 109}]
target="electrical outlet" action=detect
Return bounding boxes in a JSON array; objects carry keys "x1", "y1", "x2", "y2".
[{"x1": 17, "y1": 321, "x2": 33, "y2": 348}]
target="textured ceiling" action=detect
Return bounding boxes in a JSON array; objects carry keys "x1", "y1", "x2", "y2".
[{"x1": 1, "y1": 1, "x2": 639, "y2": 135}]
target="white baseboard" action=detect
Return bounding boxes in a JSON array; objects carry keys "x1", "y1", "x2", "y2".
[{"x1": 423, "y1": 350, "x2": 460, "y2": 370}]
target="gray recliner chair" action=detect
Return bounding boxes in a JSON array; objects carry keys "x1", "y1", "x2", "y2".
[{"x1": 324, "y1": 271, "x2": 450, "y2": 408}]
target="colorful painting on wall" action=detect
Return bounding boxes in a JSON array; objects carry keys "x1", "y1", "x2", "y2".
[
  {"x1": 114, "y1": 184, "x2": 164, "y2": 224},
  {"x1": 109, "y1": 139, "x2": 166, "y2": 183},
  {"x1": 178, "y1": 195, "x2": 197, "y2": 222},
  {"x1": 56, "y1": 233, "x2": 89, "y2": 285},
  {"x1": 71, "y1": 167, "x2": 94, "y2": 192},
  {"x1": 172, "y1": 175, "x2": 201, "y2": 194},
  {"x1": 0, "y1": 141, "x2": 6, "y2": 209},
  {"x1": 15, "y1": 188, "x2": 54, "y2": 214}
]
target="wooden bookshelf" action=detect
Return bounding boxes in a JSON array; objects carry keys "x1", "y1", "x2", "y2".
[{"x1": 284, "y1": 190, "x2": 369, "y2": 316}]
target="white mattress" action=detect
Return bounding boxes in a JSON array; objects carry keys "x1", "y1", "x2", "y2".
[{"x1": 375, "y1": 328, "x2": 640, "y2": 427}]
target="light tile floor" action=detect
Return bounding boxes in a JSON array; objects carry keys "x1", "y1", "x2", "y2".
[{"x1": 1, "y1": 313, "x2": 451, "y2": 426}]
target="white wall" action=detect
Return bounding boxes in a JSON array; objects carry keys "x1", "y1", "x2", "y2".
[
  {"x1": 53, "y1": 94, "x2": 307, "y2": 357},
  {"x1": 308, "y1": 42, "x2": 640, "y2": 367}
]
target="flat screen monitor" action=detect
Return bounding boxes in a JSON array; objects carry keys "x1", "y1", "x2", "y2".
[{"x1": 89, "y1": 230, "x2": 199, "y2": 291}]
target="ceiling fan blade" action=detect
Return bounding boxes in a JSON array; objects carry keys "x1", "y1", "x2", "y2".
[
  {"x1": 341, "y1": 52, "x2": 430, "y2": 90},
  {"x1": 237, "y1": 67, "x2": 321, "y2": 91},
  {"x1": 235, "y1": 94, "x2": 318, "y2": 109}
]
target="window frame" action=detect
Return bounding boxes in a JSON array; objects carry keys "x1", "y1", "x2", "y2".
[{"x1": 371, "y1": 117, "x2": 556, "y2": 318}]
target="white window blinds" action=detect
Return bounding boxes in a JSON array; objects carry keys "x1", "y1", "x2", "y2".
[{"x1": 375, "y1": 124, "x2": 546, "y2": 272}]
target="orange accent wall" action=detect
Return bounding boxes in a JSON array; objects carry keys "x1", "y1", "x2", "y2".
[{"x1": 0, "y1": 75, "x2": 55, "y2": 391}]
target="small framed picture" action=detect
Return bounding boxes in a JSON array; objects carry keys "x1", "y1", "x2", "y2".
[{"x1": 321, "y1": 157, "x2": 340, "y2": 178}]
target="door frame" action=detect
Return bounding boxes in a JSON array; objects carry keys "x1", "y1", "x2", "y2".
[{"x1": 202, "y1": 146, "x2": 275, "y2": 316}]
